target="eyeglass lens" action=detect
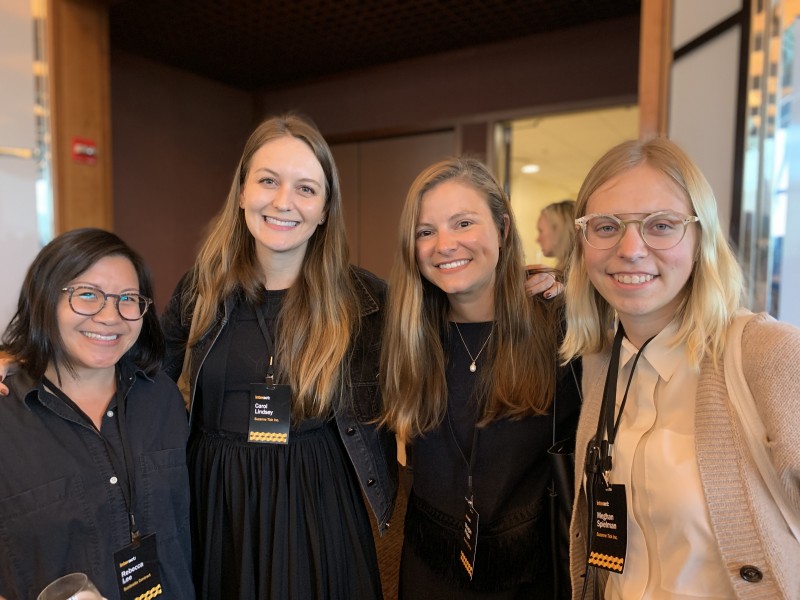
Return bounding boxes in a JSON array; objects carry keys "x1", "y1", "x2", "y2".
[
  {"x1": 68, "y1": 287, "x2": 148, "y2": 320},
  {"x1": 582, "y1": 213, "x2": 691, "y2": 250}
]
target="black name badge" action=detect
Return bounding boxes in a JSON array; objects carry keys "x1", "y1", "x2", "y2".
[
  {"x1": 458, "y1": 497, "x2": 480, "y2": 580},
  {"x1": 587, "y1": 483, "x2": 627, "y2": 573},
  {"x1": 249, "y1": 383, "x2": 291, "y2": 444},
  {"x1": 113, "y1": 533, "x2": 163, "y2": 600}
]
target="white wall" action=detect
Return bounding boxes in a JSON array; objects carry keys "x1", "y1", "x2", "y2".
[
  {"x1": 669, "y1": 0, "x2": 743, "y2": 234},
  {"x1": 0, "y1": 0, "x2": 40, "y2": 331}
]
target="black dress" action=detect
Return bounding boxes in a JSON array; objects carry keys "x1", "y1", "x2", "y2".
[
  {"x1": 188, "y1": 290, "x2": 382, "y2": 599},
  {"x1": 400, "y1": 322, "x2": 581, "y2": 599}
]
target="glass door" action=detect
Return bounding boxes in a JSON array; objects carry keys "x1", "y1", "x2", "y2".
[
  {"x1": 497, "y1": 105, "x2": 639, "y2": 267},
  {"x1": 740, "y1": 0, "x2": 800, "y2": 325}
]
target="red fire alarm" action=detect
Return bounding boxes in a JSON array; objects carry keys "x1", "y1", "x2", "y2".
[{"x1": 71, "y1": 137, "x2": 98, "y2": 165}]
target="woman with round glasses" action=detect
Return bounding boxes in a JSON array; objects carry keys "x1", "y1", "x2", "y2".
[
  {"x1": 0, "y1": 228, "x2": 193, "y2": 599},
  {"x1": 562, "y1": 138, "x2": 800, "y2": 599}
]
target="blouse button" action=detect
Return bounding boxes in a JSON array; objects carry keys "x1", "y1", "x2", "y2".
[
  {"x1": 739, "y1": 565, "x2": 763, "y2": 583},
  {"x1": 106, "y1": 410, "x2": 114, "y2": 418},
  {"x1": 110, "y1": 476, "x2": 118, "y2": 485},
  {"x1": 346, "y1": 427, "x2": 356, "y2": 436},
  {"x1": 366, "y1": 478, "x2": 375, "y2": 487}
]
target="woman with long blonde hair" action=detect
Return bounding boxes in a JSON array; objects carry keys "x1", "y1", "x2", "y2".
[
  {"x1": 563, "y1": 138, "x2": 800, "y2": 599},
  {"x1": 382, "y1": 157, "x2": 581, "y2": 598},
  {"x1": 162, "y1": 114, "x2": 397, "y2": 599}
]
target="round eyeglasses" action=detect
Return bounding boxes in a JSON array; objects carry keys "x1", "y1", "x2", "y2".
[
  {"x1": 575, "y1": 211, "x2": 700, "y2": 251},
  {"x1": 61, "y1": 286, "x2": 153, "y2": 321}
]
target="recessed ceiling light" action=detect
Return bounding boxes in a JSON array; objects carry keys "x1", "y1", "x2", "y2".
[{"x1": 521, "y1": 164, "x2": 540, "y2": 174}]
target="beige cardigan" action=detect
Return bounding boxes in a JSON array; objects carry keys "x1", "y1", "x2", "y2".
[{"x1": 569, "y1": 313, "x2": 800, "y2": 599}]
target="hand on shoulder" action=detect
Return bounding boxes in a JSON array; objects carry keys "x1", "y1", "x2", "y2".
[{"x1": 524, "y1": 264, "x2": 563, "y2": 299}]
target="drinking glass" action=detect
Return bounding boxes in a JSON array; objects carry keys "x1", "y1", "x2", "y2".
[{"x1": 37, "y1": 573, "x2": 105, "y2": 600}]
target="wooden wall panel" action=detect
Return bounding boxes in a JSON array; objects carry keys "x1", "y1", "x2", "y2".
[
  {"x1": 110, "y1": 52, "x2": 255, "y2": 308},
  {"x1": 639, "y1": 0, "x2": 672, "y2": 139},
  {"x1": 48, "y1": 0, "x2": 112, "y2": 232},
  {"x1": 255, "y1": 16, "x2": 640, "y2": 142},
  {"x1": 332, "y1": 131, "x2": 455, "y2": 280}
]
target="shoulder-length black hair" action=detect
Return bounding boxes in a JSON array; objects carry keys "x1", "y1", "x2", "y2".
[{"x1": 2, "y1": 228, "x2": 164, "y2": 379}]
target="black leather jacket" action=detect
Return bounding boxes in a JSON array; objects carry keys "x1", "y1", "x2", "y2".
[{"x1": 161, "y1": 266, "x2": 397, "y2": 533}]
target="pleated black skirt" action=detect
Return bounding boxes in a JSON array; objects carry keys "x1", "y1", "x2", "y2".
[{"x1": 188, "y1": 419, "x2": 383, "y2": 600}]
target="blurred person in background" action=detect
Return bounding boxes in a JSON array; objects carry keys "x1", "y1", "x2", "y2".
[{"x1": 537, "y1": 200, "x2": 576, "y2": 273}]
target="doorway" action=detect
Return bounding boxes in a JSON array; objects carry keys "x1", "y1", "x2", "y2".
[{"x1": 500, "y1": 105, "x2": 639, "y2": 267}]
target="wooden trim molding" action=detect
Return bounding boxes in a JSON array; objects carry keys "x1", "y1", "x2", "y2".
[
  {"x1": 48, "y1": 0, "x2": 113, "y2": 233},
  {"x1": 639, "y1": 0, "x2": 673, "y2": 140}
]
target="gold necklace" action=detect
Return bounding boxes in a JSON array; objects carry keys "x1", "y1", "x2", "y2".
[{"x1": 453, "y1": 322, "x2": 494, "y2": 373}]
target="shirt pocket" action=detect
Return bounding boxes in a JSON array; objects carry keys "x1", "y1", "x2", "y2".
[
  {"x1": 350, "y1": 332, "x2": 382, "y2": 422},
  {"x1": 137, "y1": 447, "x2": 191, "y2": 543},
  {"x1": 0, "y1": 474, "x2": 100, "y2": 596}
]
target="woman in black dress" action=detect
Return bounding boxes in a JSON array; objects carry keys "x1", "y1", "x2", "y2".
[
  {"x1": 381, "y1": 158, "x2": 581, "y2": 599},
  {"x1": 161, "y1": 114, "x2": 397, "y2": 599}
]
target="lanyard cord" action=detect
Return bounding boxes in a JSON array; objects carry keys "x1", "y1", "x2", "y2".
[
  {"x1": 254, "y1": 302, "x2": 277, "y2": 385},
  {"x1": 589, "y1": 325, "x2": 656, "y2": 476},
  {"x1": 43, "y1": 372, "x2": 141, "y2": 542},
  {"x1": 445, "y1": 321, "x2": 488, "y2": 501},
  {"x1": 607, "y1": 326, "x2": 655, "y2": 446},
  {"x1": 581, "y1": 324, "x2": 656, "y2": 600},
  {"x1": 446, "y1": 411, "x2": 480, "y2": 501}
]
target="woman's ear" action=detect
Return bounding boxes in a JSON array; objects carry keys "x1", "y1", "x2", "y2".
[{"x1": 501, "y1": 214, "x2": 510, "y2": 243}]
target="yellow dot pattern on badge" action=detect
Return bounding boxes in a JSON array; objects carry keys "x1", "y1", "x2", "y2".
[
  {"x1": 135, "y1": 584, "x2": 162, "y2": 600},
  {"x1": 249, "y1": 431, "x2": 288, "y2": 443},
  {"x1": 588, "y1": 551, "x2": 624, "y2": 572},
  {"x1": 459, "y1": 550, "x2": 474, "y2": 577}
]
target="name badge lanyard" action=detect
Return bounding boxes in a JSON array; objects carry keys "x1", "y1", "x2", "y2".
[
  {"x1": 447, "y1": 412, "x2": 482, "y2": 579},
  {"x1": 43, "y1": 373, "x2": 142, "y2": 544},
  {"x1": 586, "y1": 325, "x2": 655, "y2": 481},
  {"x1": 255, "y1": 303, "x2": 277, "y2": 385},
  {"x1": 447, "y1": 414, "x2": 480, "y2": 504},
  {"x1": 581, "y1": 325, "x2": 654, "y2": 599}
]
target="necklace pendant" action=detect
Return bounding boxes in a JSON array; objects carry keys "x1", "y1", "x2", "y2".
[{"x1": 454, "y1": 321, "x2": 494, "y2": 376}]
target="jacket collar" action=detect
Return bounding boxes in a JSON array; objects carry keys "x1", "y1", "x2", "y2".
[
  {"x1": 352, "y1": 271, "x2": 379, "y2": 317},
  {"x1": 22, "y1": 358, "x2": 151, "y2": 410}
]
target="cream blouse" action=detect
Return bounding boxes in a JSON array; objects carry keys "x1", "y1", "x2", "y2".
[{"x1": 604, "y1": 324, "x2": 734, "y2": 599}]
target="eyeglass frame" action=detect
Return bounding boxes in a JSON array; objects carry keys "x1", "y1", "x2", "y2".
[
  {"x1": 574, "y1": 210, "x2": 700, "y2": 250},
  {"x1": 61, "y1": 285, "x2": 153, "y2": 321}
]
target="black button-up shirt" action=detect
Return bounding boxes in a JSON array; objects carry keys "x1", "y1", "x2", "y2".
[{"x1": 0, "y1": 361, "x2": 194, "y2": 600}]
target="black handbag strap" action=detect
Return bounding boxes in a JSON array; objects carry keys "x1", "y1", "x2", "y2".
[
  {"x1": 552, "y1": 360, "x2": 583, "y2": 445},
  {"x1": 550, "y1": 360, "x2": 582, "y2": 600}
]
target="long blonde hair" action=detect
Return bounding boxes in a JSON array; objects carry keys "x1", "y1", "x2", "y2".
[
  {"x1": 540, "y1": 199, "x2": 576, "y2": 272},
  {"x1": 560, "y1": 137, "x2": 744, "y2": 368},
  {"x1": 381, "y1": 157, "x2": 561, "y2": 443},
  {"x1": 184, "y1": 114, "x2": 359, "y2": 419}
]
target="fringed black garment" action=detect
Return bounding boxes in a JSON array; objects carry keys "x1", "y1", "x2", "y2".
[{"x1": 399, "y1": 322, "x2": 581, "y2": 599}]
